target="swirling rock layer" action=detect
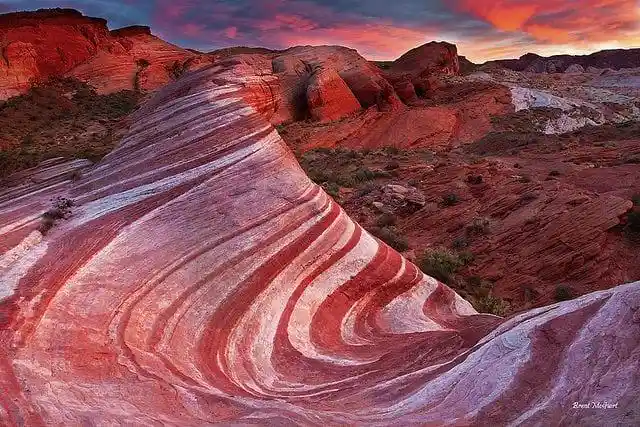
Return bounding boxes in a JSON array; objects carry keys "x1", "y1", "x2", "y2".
[{"x1": 1, "y1": 59, "x2": 639, "y2": 426}]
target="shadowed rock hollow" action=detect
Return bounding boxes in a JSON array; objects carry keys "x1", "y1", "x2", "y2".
[{"x1": 1, "y1": 54, "x2": 639, "y2": 425}]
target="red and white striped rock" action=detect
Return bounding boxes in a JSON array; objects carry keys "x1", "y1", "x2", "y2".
[{"x1": 0, "y1": 59, "x2": 639, "y2": 426}]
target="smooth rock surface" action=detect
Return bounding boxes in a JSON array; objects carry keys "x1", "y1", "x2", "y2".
[{"x1": 1, "y1": 57, "x2": 639, "y2": 426}]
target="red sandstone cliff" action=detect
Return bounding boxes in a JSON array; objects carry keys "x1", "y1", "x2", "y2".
[{"x1": 0, "y1": 8, "x2": 207, "y2": 99}]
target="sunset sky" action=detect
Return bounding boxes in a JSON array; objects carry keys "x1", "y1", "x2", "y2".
[{"x1": 5, "y1": 0, "x2": 640, "y2": 62}]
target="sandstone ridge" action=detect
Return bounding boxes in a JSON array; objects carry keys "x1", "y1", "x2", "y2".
[{"x1": 0, "y1": 54, "x2": 638, "y2": 425}]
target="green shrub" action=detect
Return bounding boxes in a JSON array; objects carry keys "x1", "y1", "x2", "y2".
[
  {"x1": 418, "y1": 249, "x2": 472, "y2": 284},
  {"x1": 323, "y1": 182, "x2": 340, "y2": 198},
  {"x1": 371, "y1": 227, "x2": 409, "y2": 252},
  {"x1": 554, "y1": 285, "x2": 574, "y2": 302},
  {"x1": 632, "y1": 195, "x2": 640, "y2": 206},
  {"x1": 473, "y1": 294, "x2": 510, "y2": 316}
]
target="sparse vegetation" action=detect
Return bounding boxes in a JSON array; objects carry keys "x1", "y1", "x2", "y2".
[
  {"x1": 466, "y1": 217, "x2": 491, "y2": 236},
  {"x1": 549, "y1": 170, "x2": 562, "y2": 177},
  {"x1": 632, "y1": 195, "x2": 640, "y2": 206},
  {"x1": 167, "y1": 60, "x2": 189, "y2": 80},
  {"x1": 418, "y1": 249, "x2": 473, "y2": 285},
  {"x1": 452, "y1": 237, "x2": 469, "y2": 249},
  {"x1": 442, "y1": 193, "x2": 459, "y2": 207},
  {"x1": 385, "y1": 160, "x2": 400, "y2": 170},
  {"x1": 453, "y1": 276, "x2": 510, "y2": 316},
  {"x1": 0, "y1": 77, "x2": 140, "y2": 179},
  {"x1": 371, "y1": 227, "x2": 409, "y2": 252},
  {"x1": 134, "y1": 58, "x2": 151, "y2": 92},
  {"x1": 625, "y1": 155, "x2": 640, "y2": 164},
  {"x1": 376, "y1": 213, "x2": 397, "y2": 228},
  {"x1": 554, "y1": 284, "x2": 574, "y2": 302},
  {"x1": 322, "y1": 182, "x2": 340, "y2": 198},
  {"x1": 300, "y1": 148, "x2": 392, "y2": 190}
]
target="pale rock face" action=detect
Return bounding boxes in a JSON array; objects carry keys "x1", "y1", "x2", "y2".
[
  {"x1": 564, "y1": 64, "x2": 585, "y2": 73},
  {"x1": 510, "y1": 86, "x2": 605, "y2": 134},
  {"x1": 0, "y1": 54, "x2": 638, "y2": 426}
]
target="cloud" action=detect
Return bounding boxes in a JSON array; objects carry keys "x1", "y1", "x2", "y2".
[
  {"x1": 6, "y1": 0, "x2": 640, "y2": 62},
  {"x1": 455, "y1": 0, "x2": 640, "y2": 45}
]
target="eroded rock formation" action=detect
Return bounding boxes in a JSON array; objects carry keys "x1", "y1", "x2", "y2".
[
  {"x1": 1, "y1": 55, "x2": 639, "y2": 426},
  {"x1": 0, "y1": 8, "x2": 206, "y2": 99}
]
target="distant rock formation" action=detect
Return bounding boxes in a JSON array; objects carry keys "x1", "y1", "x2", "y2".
[
  {"x1": 486, "y1": 48, "x2": 640, "y2": 73},
  {"x1": 564, "y1": 64, "x2": 585, "y2": 73}
]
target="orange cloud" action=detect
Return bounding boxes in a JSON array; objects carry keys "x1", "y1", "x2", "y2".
[
  {"x1": 457, "y1": 1, "x2": 538, "y2": 32},
  {"x1": 457, "y1": 0, "x2": 640, "y2": 45}
]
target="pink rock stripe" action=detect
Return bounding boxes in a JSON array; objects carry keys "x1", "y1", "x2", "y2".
[{"x1": 0, "y1": 59, "x2": 638, "y2": 426}]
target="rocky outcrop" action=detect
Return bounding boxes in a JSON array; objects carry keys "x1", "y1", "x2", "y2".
[
  {"x1": 306, "y1": 67, "x2": 361, "y2": 122},
  {"x1": 386, "y1": 42, "x2": 460, "y2": 102},
  {"x1": 564, "y1": 64, "x2": 585, "y2": 73},
  {"x1": 488, "y1": 48, "x2": 640, "y2": 73},
  {"x1": 0, "y1": 9, "x2": 207, "y2": 99},
  {"x1": 0, "y1": 55, "x2": 638, "y2": 425},
  {"x1": 390, "y1": 41, "x2": 460, "y2": 77}
]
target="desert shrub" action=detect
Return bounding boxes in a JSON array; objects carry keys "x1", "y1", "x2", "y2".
[
  {"x1": 167, "y1": 60, "x2": 188, "y2": 79},
  {"x1": 383, "y1": 146, "x2": 400, "y2": 155},
  {"x1": 473, "y1": 294, "x2": 510, "y2": 316},
  {"x1": 323, "y1": 182, "x2": 340, "y2": 198},
  {"x1": 632, "y1": 195, "x2": 640, "y2": 206},
  {"x1": 452, "y1": 237, "x2": 469, "y2": 249},
  {"x1": 549, "y1": 170, "x2": 562, "y2": 177},
  {"x1": 371, "y1": 227, "x2": 409, "y2": 252},
  {"x1": 136, "y1": 58, "x2": 151, "y2": 68},
  {"x1": 418, "y1": 249, "x2": 472, "y2": 284},
  {"x1": 357, "y1": 182, "x2": 377, "y2": 196},
  {"x1": 466, "y1": 217, "x2": 491, "y2": 236},
  {"x1": 354, "y1": 167, "x2": 376, "y2": 182},
  {"x1": 626, "y1": 211, "x2": 640, "y2": 234},
  {"x1": 518, "y1": 175, "x2": 532, "y2": 183},
  {"x1": 442, "y1": 193, "x2": 459, "y2": 207},
  {"x1": 385, "y1": 160, "x2": 400, "y2": 170},
  {"x1": 376, "y1": 213, "x2": 397, "y2": 228},
  {"x1": 625, "y1": 155, "x2": 640, "y2": 164},
  {"x1": 554, "y1": 285, "x2": 574, "y2": 302},
  {"x1": 38, "y1": 197, "x2": 74, "y2": 235}
]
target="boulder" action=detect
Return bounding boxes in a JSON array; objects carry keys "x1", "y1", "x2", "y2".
[
  {"x1": 306, "y1": 67, "x2": 361, "y2": 122},
  {"x1": 389, "y1": 41, "x2": 460, "y2": 77}
]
